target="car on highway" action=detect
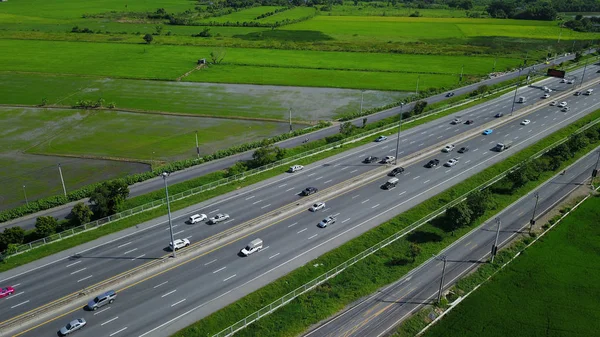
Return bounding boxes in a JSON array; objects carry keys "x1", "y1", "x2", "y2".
[
  {"x1": 562, "y1": 107, "x2": 570, "y2": 112},
  {"x1": 388, "y1": 167, "x2": 405, "y2": 176},
  {"x1": 567, "y1": 79, "x2": 574, "y2": 84},
  {"x1": 444, "y1": 158, "x2": 459, "y2": 167},
  {"x1": 465, "y1": 120, "x2": 474, "y2": 125},
  {"x1": 574, "y1": 91, "x2": 582, "y2": 96},
  {"x1": 521, "y1": 119, "x2": 531, "y2": 125},
  {"x1": 310, "y1": 202, "x2": 326, "y2": 212},
  {"x1": 59, "y1": 318, "x2": 86, "y2": 336},
  {"x1": 381, "y1": 156, "x2": 395, "y2": 164},
  {"x1": 559, "y1": 101, "x2": 567, "y2": 107},
  {"x1": 240, "y1": 238, "x2": 263, "y2": 256},
  {"x1": 317, "y1": 216, "x2": 336, "y2": 228},
  {"x1": 442, "y1": 144, "x2": 455, "y2": 153},
  {"x1": 446, "y1": 92, "x2": 455, "y2": 97},
  {"x1": 542, "y1": 94, "x2": 550, "y2": 99},
  {"x1": 457, "y1": 146, "x2": 469, "y2": 153},
  {"x1": 560, "y1": 78, "x2": 566, "y2": 83},
  {"x1": 494, "y1": 113, "x2": 503, "y2": 118},
  {"x1": 363, "y1": 156, "x2": 379, "y2": 163},
  {"x1": 301, "y1": 187, "x2": 318, "y2": 196},
  {"x1": 188, "y1": 213, "x2": 207, "y2": 224},
  {"x1": 87, "y1": 290, "x2": 116, "y2": 311},
  {"x1": 170, "y1": 238, "x2": 190, "y2": 251},
  {"x1": 451, "y1": 118, "x2": 461, "y2": 124},
  {"x1": 425, "y1": 159, "x2": 440, "y2": 168},
  {"x1": 0, "y1": 286, "x2": 14, "y2": 298},
  {"x1": 550, "y1": 101, "x2": 557, "y2": 106},
  {"x1": 375, "y1": 135, "x2": 387, "y2": 142},
  {"x1": 483, "y1": 129, "x2": 493, "y2": 135},
  {"x1": 208, "y1": 213, "x2": 230, "y2": 224},
  {"x1": 288, "y1": 165, "x2": 304, "y2": 173}
]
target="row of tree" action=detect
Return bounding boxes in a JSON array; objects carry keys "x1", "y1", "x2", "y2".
[
  {"x1": 486, "y1": 0, "x2": 558, "y2": 20},
  {"x1": 563, "y1": 16, "x2": 600, "y2": 33}
]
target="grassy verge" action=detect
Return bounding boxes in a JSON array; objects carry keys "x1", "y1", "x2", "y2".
[
  {"x1": 411, "y1": 194, "x2": 600, "y2": 337},
  {"x1": 170, "y1": 110, "x2": 600, "y2": 337}
]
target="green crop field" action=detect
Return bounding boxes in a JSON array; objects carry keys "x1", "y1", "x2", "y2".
[
  {"x1": 325, "y1": 5, "x2": 473, "y2": 17},
  {"x1": 198, "y1": 6, "x2": 283, "y2": 23},
  {"x1": 422, "y1": 195, "x2": 600, "y2": 337},
  {"x1": 257, "y1": 6, "x2": 316, "y2": 23}
]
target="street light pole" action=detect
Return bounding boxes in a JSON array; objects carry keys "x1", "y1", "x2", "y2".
[
  {"x1": 579, "y1": 58, "x2": 589, "y2": 88},
  {"x1": 22, "y1": 185, "x2": 29, "y2": 207},
  {"x1": 491, "y1": 217, "x2": 501, "y2": 263},
  {"x1": 459, "y1": 64, "x2": 464, "y2": 83},
  {"x1": 58, "y1": 163, "x2": 67, "y2": 197},
  {"x1": 195, "y1": 131, "x2": 200, "y2": 159},
  {"x1": 360, "y1": 91, "x2": 364, "y2": 115},
  {"x1": 289, "y1": 108, "x2": 293, "y2": 132},
  {"x1": 591, "y1": 150, "x2": 600, "y2": 189},
  {"x1": 416, "y1": 75, "x2": 420, "y2": 96},
  {"x1": 437, "y1": 255, "x2": 447, "y2": 304},
  {"x1": 509, "y1": 68, "x2": 522, "y2": 116},
  {"x1": 394, "y1": 103, "x2": 405, "y2": 166},
  {"x1": 529, "y1": 193, "x2": 539, "y2": 233},
  {"x1": 162, "y1": 172, "x2": 177, "y2": 258}
]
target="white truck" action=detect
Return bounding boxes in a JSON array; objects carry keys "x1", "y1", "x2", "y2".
[{"x1": 494, "y1": 141, "x2": 513, "y2": 152}]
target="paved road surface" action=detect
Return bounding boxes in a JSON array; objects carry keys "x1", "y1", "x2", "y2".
[
  {"x1": 2, "y1": 53, "x2": 589, "y2": 231},
  {"x1": 5, "y1": 69, "x2": 600, "y2": 337}
]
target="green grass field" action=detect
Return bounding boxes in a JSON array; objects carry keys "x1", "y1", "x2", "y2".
[
  {"x1": 198, "y1": 6, "x2": 283, "y2": 23},
  {"x1": 324, "y1": 5, "x2": 473, "y2": 17},
  {"x1": 257, "y1": 6, "x2": 316, "y2": 23},
  {"x1": 422, "y1": 195, "x2": 600, "y2": 337}
]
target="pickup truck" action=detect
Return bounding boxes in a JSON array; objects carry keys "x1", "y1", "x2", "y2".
[{"x1": 494, "y1": 142, "x2": 513, "y2": 152}]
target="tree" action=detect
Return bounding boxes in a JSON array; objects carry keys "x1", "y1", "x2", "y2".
[
  {"x1": 143, "y1": 34, "x2": 153, "y2": 44},
  {"x1": 210, "y1": 49, "x2": 226, "y2": 64},
  {"x1": 466, "y1": 189, "x2": 495, "y2": 218},
  {"x1": 413, "y1": 100, "x2": 427, "y2": 114},
  {"x1": 458, "y1": 0, "x2": 473, "y2": 10},
  {"x1": 0, "y1": 226, "x2": 25, "y2": 250},
  {"x1": 548, "y1": 143, "x2": 571, "y2": 161},
  {"x1": 89, "y1": 180, "x2": 130, "y2": 217},
  {"x1": 155, "y1": 25, "x2": 163, "y2": 35},
  {"x1": 71, "y1": 202, "x2": 93, "y2": 226},
  {"x1": 445, "y1": 202, "x2": 473, "y2": 233},
  {"x1": 486, "y1": 0, "x2": 516, "y2": 18},
  {"x1": 408, "y1": 243, "x2": 421, "y2": 262},
  {"x1": 35, "y1": 216, "x2": 58, "y2": 238},
  {"x1": 251, "y1": 145, "x2": 285, "y2": 167},
  {"x1": 41, "y1": 97, "x2": 48, "y2": 106},
  {"x1": 566, "y1": 133, "x2": 589, "y2": 153},
  {"x1": 507, "y1": 165, "x2": 529, "y2": 189},
  {"x1": 226, "y1": 161, "x2": 247, "y2": 177},
  {"x1": 362, "y1": 118, "x2": 368, "y2": 128},
  {"x1": 339, "y1": 122, "x2": 357, "y2": 136}
]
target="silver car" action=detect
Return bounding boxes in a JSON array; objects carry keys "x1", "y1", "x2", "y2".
[{"x1": 59, "y1": 318, "x2": 86, "y2": 335}]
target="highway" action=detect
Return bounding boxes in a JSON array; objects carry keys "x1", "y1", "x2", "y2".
[
  {"x1": 1, "y1": 53, "x2": 588, "y2": 231},
  {"x1": 303, "y1": 146, "x2": 600, "y2": 337},
  {"x1": 3, "y1": 66, "x2": 599, "y2": 336}
]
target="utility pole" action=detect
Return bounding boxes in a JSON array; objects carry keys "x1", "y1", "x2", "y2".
[
  {"x1": 394, "y1": 103, "x2": 405, "y2": 166},
  {"x1": 58, "y1": 163, "x2": 67, "y2": 197},
  {"x1": 195, "y1": 131, "x2": 200, "y2": 159},
  {"x1": 162, "y1": 172, "x2": 177, "y2": 258},
  {"x1": 510, "y1": 68, "x2": 522, "y2": 116},
  {"x1": 437, "y1": 255, "x2": 447, "y2": 304},
  {"x1": 360, "y1": 91, "x2": 365, "y2": 115},
  {"x1": 591, "y1": 150, "x2": 600, "y2": 189},
  {"x1": 579, "y1": 58, "x2": 589, "y2": 88},
  {"x1": 493, "y1": 56, "x2": 497, "y2": 72},
  {"x1": 416, "y1": 75, "x2": 420, "y2": 96},
  {"x1": 459, "y1": 64, "x2": 464, "y2": 83},
  {"x1": 289, "y1": 108, "x2": 293, "y2": 132},
  {"x1": 557, "y1": 25, "x2": 563, "y2": 44},
  {"x1": 524, "y1": 51, "x2": 529, "y2": 66},
  {"x1": 491, "y1": 218, "x2": 501, "y2": 263},
  {"x1": 529, "y1": 193, "x2": 539, "y2": 233},
  {"x1": 22, "y1": 185, "x2": 29, "y2": 207},
  {"x1": 572, "y1": 40, "x2": 576, "y2": 54}
]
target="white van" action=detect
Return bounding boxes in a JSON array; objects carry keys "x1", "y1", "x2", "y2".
[
  {"x1": 240, "y1": 238, "x2": 263, "y2": 256},
  {"x1": 585, "y1": 89, "x2": 593, "y2": 96},
  {"x1": 189, "y1": 214, "x2": 207, "y2": 224},
  {"x1": 382, "y1": 177, "x2": 399, "y2": 190},
  {"x1": 518, "y1": 96, "x2": 526, "y2": 103}
]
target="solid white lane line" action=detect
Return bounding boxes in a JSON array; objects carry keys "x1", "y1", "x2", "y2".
[
  {"x1": 269, "y1": 253, "x2": 280, "y2": 259},
  {"x1": 308, "y1": 234, "x2": 318, "y2": 240},
  {"x1": 171, "y1": 299, "x2": 186, "y2": 307},
  {"x1": 123, "y1": 248, "x2": 138, "y2": 255},
  {"x1": 252, "y1": 199, "x2": 263, "y2": 205},
  {"x1": 70, "y1": 267, "x2": 86, "y2": 275},
  {"x1": 109, "y1": 327, "x2": 128, "y2": 336},
  {"x1": 117, "y1": 242, "x2": 132, "y2": 249},
  {"x1": 212, "y1": 267, "x2": 226, "y2": 274},
  {"x1": 245, "y1": 196, "x2": 255, "y2": 200},
  {"x1": 77, "y1": 275, "x2": 93, "y2": 283},
  {"x1": 101, "y1": 316, "x2": 119, "y2": 326},
  {"x1": 297, "y1": 228, "x2": 308, "y2": 234},
  {"x1": 223, "y1": 274, "x2": 237, "y2": 282},
  {"x1": 323, "y1": 179, "x2": 333, "y2": 184},
  {"x1": 260, "y1": 204, "x2": 272, "y2": 209},
  {"x1": 209, "y1": 209, "x2": 219, "y2": 214},
  {"x1": 342, "y1": 218, "x2": 351, "y2": 223},
  {"x1": 154, "y1": 281, "x2": 168, "y2": 289},
  {"x1": 10, "y1": 300, "x2": 29, "y2": 309},
  {"x1": 288, "y1": 222, "x2": 298, "y2": 228},
  {"x1": 361, "y1": 199, "x2": 370, "y2": 204},
  {"x1": 66, "y1": 261, "x2": 81, "y2": 268},
  {"x1": 132, "y1": 254, "x2": 146, "y2": 260},
  {"x1": 161, "y1": 290, "x2": 177, "y2": 298},
  {"x1": 350, "y1": 169, "x2": 358, "y2": 173}
]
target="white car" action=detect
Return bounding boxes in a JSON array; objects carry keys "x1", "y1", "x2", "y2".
[
  {"x1": 521, "y1": 119, "x2": 531, "y2": 125},
  {"x1": 375, "y1": 135, "x2": 387, "y2": 142},
  {"x1": 542, "y1": 94, "x2": 550, "y2": 99},
  {"x1": 288, "y1": 165, "x2": 304, "y2": 173},
  {"x1": 451, "y1": 118, "x2": 461, "y2": 125},
  {"x1": 59, "y1": 318, "x2": 87, "y2": 336},
  {"x1": 310, "y1": 202, "x2": 326, "y2": 212},
  {"x1": 381, "y1": 156, "x2": 395, "y2": 164},
  {"x1": 189, "y1": 214, "x2": 207, "y2": 224},
  {"x1": 208, "y1": 213, "x2": 230, "y2": 224},
  {"x1": 442, "y1": 144, "x2": 455, "y2": 153},
  {"x1": 550, "y1": 101, "x2": 557, "y2": 106},
  {"x1": 317, "y1": 216, "x2": 336, "y2": 228},
  {"x1": 560, "y1": 79, "x2": 566, "y2": 83},
  {"x1": 170, "y1": 238, "x2": 190, "y2": 251},
  {"x1": 444, "y1": 158, "x2": 459, "y2": 167},
  {"x1": 558, "y1": 101, "x2": 567, "y2": 107},
  {"x1": 567, "y1": 80, "x2": 574, "y2": 84}
]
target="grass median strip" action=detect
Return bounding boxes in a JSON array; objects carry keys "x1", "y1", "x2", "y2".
[{"x1": 171, "y1": 108, "x2": 600, "y2": 337}]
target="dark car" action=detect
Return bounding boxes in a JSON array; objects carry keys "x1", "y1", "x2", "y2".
[
  {"x1": 388, "y1": 167, "x2": 405, "y2": 176},
  {"x1": 425, "y1": 159, "x2": 440, "y2": 168},
  {"x1": 446, "y1": 92, "x2": 455, "y2": 97},
  {"x1": 457, "y1": 146, "x2": 469, "y2": 153},
  {"x1": 494, "y1": 113, "x2": 504, "y2": 118},
  {"x1": 301, "y1": 187, "x2": 318, "y2": 196},
  {"x1": 465, "y1": 120, "x2": 474, "y2": 125},
  {"x1": 574, "y1": 91, "x2": 582, "y2": 96},
  {"x1": 363, "y1": 156, "x2": 379, "y2": 163}
]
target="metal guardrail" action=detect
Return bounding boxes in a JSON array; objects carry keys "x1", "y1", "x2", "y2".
[{"x1": 211, "y1": 116, "x2": 600, "y2": 337}]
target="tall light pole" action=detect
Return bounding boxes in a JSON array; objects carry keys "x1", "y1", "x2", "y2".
[
  {"x1": 58, "y1": 163, "x2": 67, "y2": 197},
  {"x1": 509, "y1": 68, "x2": 522, "y2": 117},
  {"x1": 360, "y1": 90, "x2": 365, "y2": 115},
  {"x1": 492, "y1": 55, "x2": 497, "y2": 72},
  {"x1": 529, "y1": 193, "x2": 539, "y2": 233},
  {"x1": 437, "y1": 255, "x2": 447, "y2": 304},
  {"x1": 394, "y1": 103, "x2": 405, "y2": 165},
  {"x1": 591, "y1": 150, "x2": 600, "y2": 189},
  {"x1": 459, "y1": 64, "x2": 464, "y2": 83},
  {"x1": 579, "y1": 58, "x2": 589, "y2": 88},
  {"x1": 22, "y1": 185, "x2": 29, "y2": 207},
  {"x1": 491, "y1": 217, "x2": 501, "y2": 263},
  {"x1": 415, "y1": 75, "x2": 420, "y2": 96},
  {"x1": 162, "y1": 172, "x2": 177, "y2": 258},
  {"x1": 195, "y1": 131, "x2": 200, "y2": 159},
  {"x1": 289, "y1": 108, "x2": 293, "y2": 132}
]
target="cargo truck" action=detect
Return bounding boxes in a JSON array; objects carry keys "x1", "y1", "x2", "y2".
[{"x1": 494, "y1": 141, "x2": 513, "y2": 152}]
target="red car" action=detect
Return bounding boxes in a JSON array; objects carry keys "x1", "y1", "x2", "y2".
[{"x1": 0, "y1": 286, "x2": 14, "y2": 298}]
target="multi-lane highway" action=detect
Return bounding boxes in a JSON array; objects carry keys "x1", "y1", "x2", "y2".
[
  {"x1": 2, "y1": 53, "x2": 588, "y2": 231},
  {"x1": 2, "y1": 65, "x2": 599, "y2": 336},
  {"x1": 305, "y1": 146, "x2": 600, "y2": 337}
]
